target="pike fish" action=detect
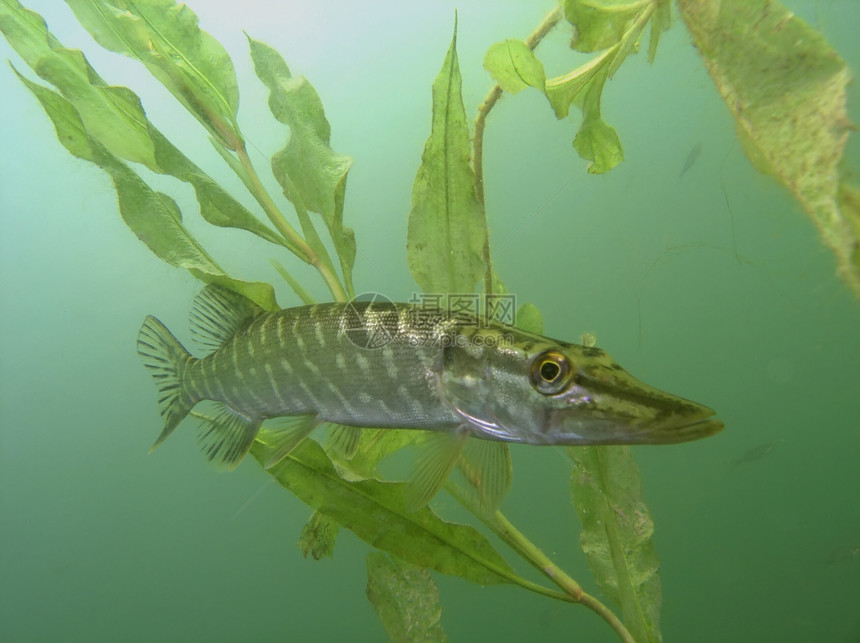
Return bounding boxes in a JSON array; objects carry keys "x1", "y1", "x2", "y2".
[{"x1": 138, "y1": 286, "x2": 723, "y2": 512}]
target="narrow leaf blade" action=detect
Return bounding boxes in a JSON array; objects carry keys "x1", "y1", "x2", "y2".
[
  {"x1": 569, "y1": 445, "x2": 662, "y2": 643},
  {"x1": 0, "y1": 0, "x2": 158, "y2": 168},
  {"x1": 12, "y1": 70, "x2": 277, "y2": 311},
  {"x1": 3, "y1": 1, "x2": 281, "y2": 248},
  {"x1": 407, "y1": 21, "x2": 487, "y2": 295}
]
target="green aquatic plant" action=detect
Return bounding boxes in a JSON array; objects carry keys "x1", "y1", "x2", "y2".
[{"x1": 1, "y1": 1, "x2": 854, "y2": 641}]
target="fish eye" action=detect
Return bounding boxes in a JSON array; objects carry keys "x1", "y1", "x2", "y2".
[{"x1": 530, "y1": 350, "x2": 572, "y2": 395}]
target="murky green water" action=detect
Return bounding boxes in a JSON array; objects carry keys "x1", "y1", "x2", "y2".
[{"x1": 2, "y1": 2, "x2": 858, "y2": 641}]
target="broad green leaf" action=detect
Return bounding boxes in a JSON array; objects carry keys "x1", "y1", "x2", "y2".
[
  {"x1": 14, "y1": 71, "x2": 277, "y2": 311},
  {"x1": 568, "y1": 445, "x2": 662, "y2": 643},
  {"x1": 251, "y1": 437, "x2": 517, "y2": 587},
  {"x1": 0, "y1": 0, "x2": 158, "y2": 169},
  {"x1": 298, "y1": 511, "x2": 339, "y2": 560},
  {"x1": 407, "y1": 21, "x2": 487, "y2": 295},
  {"x1": 366, "y1": 553, "x2": 448, "y2": 643},
  {"x1": 562, "y1": 0, "x2": 646, "y2": 52},
  {"x1": 678, "y1": 0, "x2": 859, "y2": 298},
  {"x1": 247, "y1": 35, "x2": 355, "y2": 297},
  {"x1": 483, "y1": 39, "x2": 546, "y2": 95},
  {"x1": 65, "y1": 0, "x2": 242, "y2": 148}
]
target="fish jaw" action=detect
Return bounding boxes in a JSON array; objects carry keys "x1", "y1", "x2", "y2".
[{"x1": 545, "y1": 362, "x2": 724, "y2": 446}]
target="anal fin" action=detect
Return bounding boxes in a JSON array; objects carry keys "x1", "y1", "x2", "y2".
[{"x1": 191, "y1": 404, "x2": 262, "y2": 471}]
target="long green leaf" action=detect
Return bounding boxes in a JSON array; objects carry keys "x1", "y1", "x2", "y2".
[
  {"x1": 677, "y1": 0, "x2": 859, "y2": 299},
  {"x1": 568, "y1": 446, "x2": 662, "y2": 643},
  {"x1": 366, "y1": 552, "x2": 448, "y2": 643},
  {"x1": 65, "y1": 0, "x2": 242, "y2": 148},
  {"x1": 251, "y1": 437, "x2": 518, "y2": 587},
  {"x1": 0, "y1": 0, "x2": 157, "y2": 168},
  {"x1": 1, "y1": 0, "x2": 284, "y2": 249},
  {"x1": 13, "y1": 68, "x2": 276, "y2": 310},
  {"x1": 247, "y1": 35, "x2": 356, "y2": 298},
  {"x1": 149, "y1": 130, "x2": 284, "y2": 247},
  {"x1": 407, "y1": 20, "x2": 487, "y2": 295}
]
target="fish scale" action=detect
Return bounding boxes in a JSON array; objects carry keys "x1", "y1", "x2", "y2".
[{"x1": 188, "y1": 303, "x2": 461, "y2": 427}]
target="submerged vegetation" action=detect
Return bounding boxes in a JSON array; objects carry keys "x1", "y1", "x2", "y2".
[{"x1": 1, "y1": 0, "x2": 854, "y2": 640}]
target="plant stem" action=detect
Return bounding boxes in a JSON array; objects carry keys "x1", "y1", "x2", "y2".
[
  {"x1": 271, "y1": 259, "x2": 316, "y2": 305},
  {"x1": 443, "y1": 480, "x2": 632, "y2": 641},
  {"x1": 472, "y1": 6, "x2": 563, "y2": 296},
  {"x1": 182, "y1": 92, "x2": 348, "y2": 302},
  {"x1": 234, "y1": 144, "x2": 348, "y2": 302},
  {"x1": 488, "y1": 511, "x2": 635, "y2": 643}
]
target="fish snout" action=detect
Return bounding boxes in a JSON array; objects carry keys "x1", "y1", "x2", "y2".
[{"x1": 560, "y1": 363, "x2": 724, "y2": 445}]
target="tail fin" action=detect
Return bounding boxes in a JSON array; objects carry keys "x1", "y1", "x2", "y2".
[{"x1": 137, "y1": 315, "x2": 195, "y2": 451}]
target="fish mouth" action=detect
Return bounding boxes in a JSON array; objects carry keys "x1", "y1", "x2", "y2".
[
  {"x1": 627, "y1": 413, "x2": 724, "y2": 445},
  {"x1": 556, "y1": 365, "x2": 725, "y2": 446}
]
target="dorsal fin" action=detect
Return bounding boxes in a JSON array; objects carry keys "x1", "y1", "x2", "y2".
[{"x1": 189, "y1": 285, "x2": 264, "y2": 351}]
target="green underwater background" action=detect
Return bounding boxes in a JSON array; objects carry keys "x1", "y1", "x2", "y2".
[{"x1": 1, "y1": 1, "x2": 859, "y2": 641}]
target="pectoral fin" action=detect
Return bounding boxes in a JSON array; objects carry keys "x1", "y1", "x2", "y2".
[
  {"x1": 405, "y1": 429, "x2": 469, "y2": 512},
  {"x1": 454, "y1": 440, "x2": 512, "y2": 518},
  {"x1": 258, "y1": 414, "x2": 319, "y2": 469}
]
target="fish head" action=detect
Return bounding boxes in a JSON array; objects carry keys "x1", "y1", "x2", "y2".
[{"x1": 439, "y1": 327, "x2": 723, "y2": 446}]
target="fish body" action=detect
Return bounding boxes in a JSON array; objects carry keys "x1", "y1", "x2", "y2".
[
  {"x1": 138, "y1": 286, "x2": 723, "y2": 509},
  {"x1": 182, "y1": 303, "x2": 459, "y2": 430}
]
